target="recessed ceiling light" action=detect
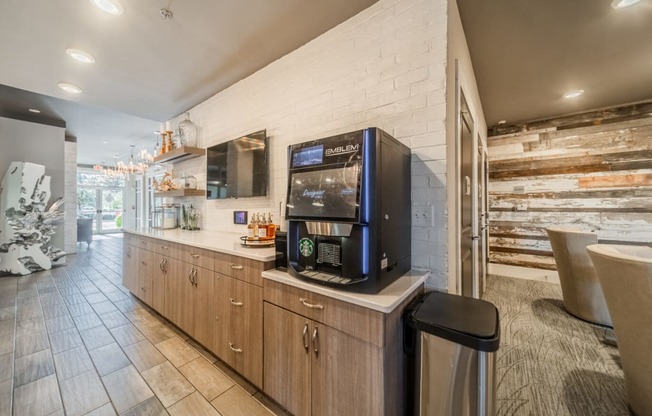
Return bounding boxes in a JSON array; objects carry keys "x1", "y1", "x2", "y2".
[
  {"x1": 102, "y1": 141, "x2": 108, "y2": 144},
  {"x1": 562, "y1": 89, "x2": 584, "y2": 99},
  {"x1": 66, "y1": 48, "x2": 95, "y2": 64},
  {"x1": 611, "y1": 0, "x2": 641, "y2": 9},
  {"x1": 497, "y1": 120, "x2": 507, "y2": 125},
  {"x1": 28, "y1": 108, "x2": 41, "y2": 113},
  {"x1": 58, "y1": 82, "x2": 82, "y2": 94},
  {"x1": 89, "y1": 0, "x2": 124, "y2": 15}
]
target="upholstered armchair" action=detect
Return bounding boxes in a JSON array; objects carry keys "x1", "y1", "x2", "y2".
[
  {"x1": 546, "y1": 227, "x2": 612, "y2": 327},
  {"x1": 587, "y1": 244, "x2": 652, "y2": 416}
]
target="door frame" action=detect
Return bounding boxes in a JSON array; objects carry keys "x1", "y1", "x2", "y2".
[{"x1": 78, "y1": 185, "x2": 125, "y2": 234}]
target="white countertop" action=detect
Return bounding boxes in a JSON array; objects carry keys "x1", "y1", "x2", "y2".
[
  {"x1": 262, "y1": 269, "x2": 429, "y2": 313},
  {"x1": 123, "y1": 228, "x2": 276, "y2": 262}
]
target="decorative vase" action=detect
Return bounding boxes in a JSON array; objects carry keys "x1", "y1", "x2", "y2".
[{"x1": 178, "y1": 112, "x2": 198, "y2": 147}]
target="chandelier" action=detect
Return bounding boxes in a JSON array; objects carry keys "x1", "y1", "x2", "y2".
[{"x1": 94, "y1": 145, "x2": 155, "y2": 178}]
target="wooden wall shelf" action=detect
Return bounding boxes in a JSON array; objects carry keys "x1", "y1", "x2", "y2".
[
  {"x1": 154, "y1": 189, "x2": 206, "y2": 198},
  {"x1": 154, "y1": 146, "x2": 205, "y2": 164}
]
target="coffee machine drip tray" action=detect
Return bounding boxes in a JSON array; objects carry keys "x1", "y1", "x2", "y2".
[{"x1": 297, "y1": 269, "x2": 367, "y2": 286}]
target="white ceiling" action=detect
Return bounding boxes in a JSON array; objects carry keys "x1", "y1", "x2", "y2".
[
  {"x1": 1, "y1": 0, "x2": 651, "y2": 165},
  {"x1": 0, "y1": 0, "x2": 377, "y2": 165}
]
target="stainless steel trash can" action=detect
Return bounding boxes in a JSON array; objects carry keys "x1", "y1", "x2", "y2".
[{"x1": 405, "y1": 291, "x2": 500, "y2": 416}]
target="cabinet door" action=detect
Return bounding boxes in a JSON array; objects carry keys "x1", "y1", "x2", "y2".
[
  {"x1": 222, "y1": 278, "x2": 263, "y2": 388},
  {"x1": 165, "y1": 261, "x2": 195, "y2": 334},
  {"x1": 213, "y1": 273, "x2": 233, "y2": 360},
  {"x1": 192, "y1": 266, "x2": 214, "y2": 347},
  {"x1": 137, "y1": 249, "x2": 153, "y2": 306},
  {"x1": 123, "y1": 244, "x2": 139, "y2": 294},
  {"x1": 152, "y1": 255, "x2": 179, "y2": 315},
  {"x1": 263, "y1": 303, "x2": 311, "y2": 416},
  {"x1": 311, "y1": 324, "x2": 383, "y2": 416}
]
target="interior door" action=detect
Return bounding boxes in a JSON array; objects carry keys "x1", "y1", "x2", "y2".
[{"x1": 459, "y1": 92, "x2": 475, "y2": 298}]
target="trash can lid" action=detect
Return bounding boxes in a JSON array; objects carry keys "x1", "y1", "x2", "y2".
[{"x1": 407, "y1": 291, "x2": 500, "y2": 352}]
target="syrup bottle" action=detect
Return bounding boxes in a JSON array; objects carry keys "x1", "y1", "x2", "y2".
[
  {"x1": 267, "y1": 213, "x2": 276, "y2": 240},
  {"x1": 253, "y1": 213, "x2": 260, "y2": 240},
  {"x1": 258, "y1": 213, "x2": 268, "y2": 240},
  {"x1": 247, "y1": 214, "x2": 255, "y2": 240}
]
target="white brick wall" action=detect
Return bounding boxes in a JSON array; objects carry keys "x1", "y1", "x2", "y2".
[{"x1": 169, "y1": 0, "x2": 449, "y2": 289}]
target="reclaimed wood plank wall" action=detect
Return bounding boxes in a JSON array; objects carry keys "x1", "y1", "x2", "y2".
[{"x1": 487, "y1": 104, "x2": 652, "y2": 270}]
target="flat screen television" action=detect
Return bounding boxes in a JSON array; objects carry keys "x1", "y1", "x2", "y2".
[{"x1": 206, "y1": 130, "x2": 268, "y2": 199}]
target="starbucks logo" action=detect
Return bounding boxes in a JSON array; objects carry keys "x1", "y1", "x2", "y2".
[{"x1": 299, "y1": 238, "x2": 314, "y2": 257}]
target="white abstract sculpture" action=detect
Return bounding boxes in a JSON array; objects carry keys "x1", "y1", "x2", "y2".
[{"x1": 0, "y1": 161, "x2": 66, "y2": 276}]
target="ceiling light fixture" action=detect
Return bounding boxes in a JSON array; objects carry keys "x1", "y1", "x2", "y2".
[
  {"x1": 66, "y1": 48, "x2": 95, "y2": 64},
  {"x1": 497, "y1": 120, "x2": 507, "y2": 125},
  {"x1": 89, "y1": 0, "x2": 124, "y2": 15},
  {"x1": 611, "y1": 0, "x2": 641, "y2": 9},
  {"x1": 28, "y1": 108, "x2": 41, "y2": 113},
  {"x1": 94, "y1": 145, "x2": 154, "y2": 177},
  {"x1": 562, "y1": 89, "x2": 584, "y2": 99},
  {"x1": 58, "y1": 82, "x2": 82, "y2": 94}
]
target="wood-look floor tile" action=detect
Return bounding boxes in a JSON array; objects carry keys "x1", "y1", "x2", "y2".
[
  {"x1": 49, "y1": 327, "x2": 84, "y2": 354},
  {"x1": 45, "y1": 315, "x2": 75, "y2": 334},
  {"x1": 83, "y1": 402, "x2": 117, "y2": 416},
  {"x1": 42, "y1": 303, "x2": 68, "y2": 319},
  {"x1": 110, "y1": 324, "x2": 145, "y2": 347},
  {"x1": 0, "y1": 378, "x2": 12, "y2": 416},
  {"x1": 88, "y1": 343, "x2": 131, "y2": 377},
  {"x1": 67, "y1": 302, "x2": 96, "y2": 317},
  {"x1": 155, "y1": 337, "x2": 199, "y2": 368},
  {"x1": 63, "y1": 294, "x2": 88, "y2": 306},
  {"x1": 186, "y1": 339, "x2": 218, "y2": 364},
  {"x1": 168, "y1": 391, "x2": 220, "y2": 416},
  {"x1": 0, "y1": 352, "x2": 13, "y2": 382},
  {"x1": 60, "y1": 369, "x2": 109, "y2": 416},
  {"x1": 12, "y1": 373, "x2": 62, "y2": 416},
  {"x1": 86, "y1": 293, "x2": 110, "y2": 305},
  {"x1": 178, "y1": 358, "x2": 234, "y2": 401},
  {"x1": 137, "y1": 322, "x2": 176, "y2": 345},
  {"x1": 211, "y1": 386, "x2": 273, "y2": 416},
  {"x1": 80, "y1": 325, "x2": 115, "y2": 351},
  {"x1": 141, "y1": 361, "x2": 195, "y2": 407},
  {"x1": 15, "y1": 316, "x2": 46, "y2": 337},
  {"x1": 53, "y1": 346, "x2": 94, "y2": 382},
  {"x1": 101, "y1": 365, "x2": 154, "y2": 414},
  {"x1": 0, "y1": 306, "x2": 16, "y2": 321},
  {"x1": 213, "y1": 359, "x2": 257, "y2": 395},
  {"x1": 0, "y1": 319, "x2": 15, "y2": 336},
  {"x1": 16, "y1": 297, "x2": 42, "y2": 321},
  {"x1": 120, "y1": 396, "x2": 168, "y2": 416},
  {"x1": 14, "y1": 349, "x2": 55, "y2": 387},
  {"x1": 98, "y1": 310, "x2": 130, "y2": 330},
  {"x1": 73, "y1": 313, "x2": 104, "y2": 332},
  {"x1": 39, "y1": 293, "x2": 64, "y2": 307},
  {"x1": 92, "y1": 300, "x2": 118, "y2": 315},
  {"x1": 113, "y1": 299, "x2": 142, "y2": 314},
  {"x1": 122, "y1": 340, "x2": 167, "y2": 373},
  {"x1": 253, "y1": 391, "x2": 292, "y2": 416},
  {"x1": 15, "y1": 331, "x2": 50, "y2": 358}
]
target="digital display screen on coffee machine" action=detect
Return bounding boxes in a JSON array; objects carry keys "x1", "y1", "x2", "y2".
[
  {"x1": 286, "y1": 164, "x2": 360, "y2": 219},
  {"x1": 292, "y1": 144, "x2": 324, "y2": 167}
]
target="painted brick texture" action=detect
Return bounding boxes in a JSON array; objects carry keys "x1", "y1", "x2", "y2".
[{"x1": 169, "y1": 0, "x2": 449, "y2": 289}]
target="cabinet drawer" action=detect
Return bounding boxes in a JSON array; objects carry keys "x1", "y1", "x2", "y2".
[
  {"x1": 180, "y1": 244, "x2": 214, "y2": 269},
  {"x1": 124, "y1": 233, "x2": 134, "y2": 246},
  {"x1": 137, "y1": 236, "x2": 153, "y2": 250},
  {"x1": 154, "y1": 240, "x2": 179, "y2": 258},
  {"x1": 215, "y1": 254, "x2": 271, "y2": 287},
  {"x1": 263, "y1": 280, "x2": 384, "y2": 347}
]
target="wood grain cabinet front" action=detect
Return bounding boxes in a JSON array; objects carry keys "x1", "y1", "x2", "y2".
[
  {"x1": 213, "y1": 273, "x2": 263, "y2": 388},
  {"x1": 123, "y1": 243, "x2": 139, "y2": 295}
]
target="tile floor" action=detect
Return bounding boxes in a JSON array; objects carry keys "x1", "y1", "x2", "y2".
[{"x1": 0, "y1": 234, "x2": 287, "y2": 416}]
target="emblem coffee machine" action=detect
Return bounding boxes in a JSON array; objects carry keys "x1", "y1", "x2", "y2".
[{"x1": 285, "y1": 128, "x2": 411, "y2": 294}]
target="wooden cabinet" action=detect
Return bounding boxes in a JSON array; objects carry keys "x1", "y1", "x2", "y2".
[
  {"x1": 165, "y1": 260, "x2": 195, "y2": 333},
  {"x1": 192, "y1": 266, "x2": 214, "y2": 348},
  {"x1": 214, "y1": 274, "x2": 263, "y2": 388},
  {"x1": 263, "y1": 280, "x2": 422, "y2": 416},
  {"x1": 123, "y1": 244, "x2": 139, "y2": 294},
  {"x1": 136, "y1": 248, "x2": 153, "y2": 306}
]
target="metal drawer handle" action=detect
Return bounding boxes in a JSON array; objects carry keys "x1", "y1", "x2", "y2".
[
  {"x1": 229, "y1": 298, "x2": 243, "y2": 307},
  {"x1": 188, "y1": 269, "x2": 194, "y2": 285},
  {"x1": 229, "y1": 342, "x2": 243, "y2": 353},
  {"x1": 141, "y1": 261, "x2": 147, "y2": 266},
  {"x1": 161, "y1": 245, "x2": 169, "y2": 250},
  {"x1": 141, "y1": 287, "x2": 147, "y2": 292},
  {"x1": 302, "y1": 323, "x2": 309, "y2": 353},
  {"x1": 312, "y1": 327, "x2": 319, "y2": 357},
  {"x1": 191, "y1": 253, "x2": 200, "y2": 258},
  {"x1": 192, "y1": 269, "x2": 198, "y2": 287},
  {"x1": 230, "y1": 264, "x2": 244, "y2": 270},
  {"x1": 300, "y1": 298, "x2": 324, "y2": 310},
  {"x1": 159, "y1": 258, "x2": 166, "y2": 272}
]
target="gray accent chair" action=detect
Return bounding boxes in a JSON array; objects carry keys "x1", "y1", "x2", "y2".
[
  {"x1": 546, "y1": 227, "x2": 612, "y2": 327},
  {"x1": 587, "y1": 244, "x2": 652, "y2": 416}
]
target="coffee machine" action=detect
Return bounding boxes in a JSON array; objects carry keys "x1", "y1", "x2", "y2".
[{"x1": 285, "y1": 128, "x2": 411, "y2": 294}]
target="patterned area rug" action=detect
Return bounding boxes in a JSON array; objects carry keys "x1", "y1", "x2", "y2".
[{"x1": 483, "y1": 275, "x2": 631, "y2": 416}]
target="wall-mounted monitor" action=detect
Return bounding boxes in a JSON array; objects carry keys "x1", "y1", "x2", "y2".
[{"x1": 206, "y1": 130, "x2": 268, "y2": 199}]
